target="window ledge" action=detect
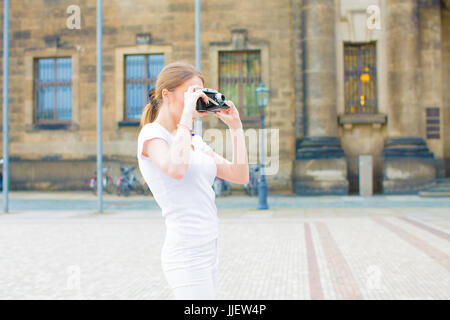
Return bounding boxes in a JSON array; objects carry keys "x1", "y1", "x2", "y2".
[
  {"x1": 338, "y1": 113, "x2": 386, "y2": 124},
  {"x1": 32, "y1": 123, "x2": 73, "y2": 131},
  {"x1": 338, "y1": 113, "x2": 387, "y2": 130},
  {"x1": 118, "y1": 120, "x2": 140, "y2": 127}
]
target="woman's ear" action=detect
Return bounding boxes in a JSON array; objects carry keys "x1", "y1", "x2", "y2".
[{"x1": 161, "y1": 88, "x2": 170, "y2": 103}]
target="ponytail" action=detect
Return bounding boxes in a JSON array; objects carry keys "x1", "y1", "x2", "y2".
[
  {"x1": 140, "y1": 100, "x2": 159, "y2": 127},
  {"x1": 140, "y1": 90, "x2": 160, "y2": 128}
]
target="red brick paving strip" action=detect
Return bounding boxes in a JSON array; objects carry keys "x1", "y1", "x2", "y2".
[
  {"x1": 398, "y1": 217, "x2": 450, "y2": 242},
  {"x1": 304, "y1": 223, "x2": 324, "y2": 300},
  {"x1": 373, "y1": 218, "x2": 450, "y2": 271},
  {"x1": 315, "y1": 222, "x2": 363, "y2": 300}
]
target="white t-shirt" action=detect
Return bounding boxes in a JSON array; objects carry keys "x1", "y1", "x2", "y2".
[{"x1": 137, "y1": 121, "x2": 218, "y2": 247}]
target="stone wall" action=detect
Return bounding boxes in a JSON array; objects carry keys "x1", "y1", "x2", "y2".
[
  {"x1": 0, "y1": 0, "x2": 295, "y2": 191},
  {"x1": 0, "y1": 0, "x2": 448, "y2": 192}
]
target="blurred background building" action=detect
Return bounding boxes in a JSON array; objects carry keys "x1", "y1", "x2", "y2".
[{"x1": 0, "y1": 0, "x2": 449, "y2": 195}]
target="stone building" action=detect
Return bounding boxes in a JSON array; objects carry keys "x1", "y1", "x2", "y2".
[{"x1": 0, "y1": 0, "x2": 449, "y2": 194}]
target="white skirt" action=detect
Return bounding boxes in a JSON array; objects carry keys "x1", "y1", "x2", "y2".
[{"x1": 161, "y1": 237, "x2": 219, "y2": 300}]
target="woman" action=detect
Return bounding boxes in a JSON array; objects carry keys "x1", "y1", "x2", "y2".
[{"x1": 137, "y1": 61, "x2": 249, "y2": 300}]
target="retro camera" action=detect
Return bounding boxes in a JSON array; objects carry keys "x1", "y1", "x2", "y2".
[{"x1": 196, "y1": 88, "x2": 230, "y2": 113}]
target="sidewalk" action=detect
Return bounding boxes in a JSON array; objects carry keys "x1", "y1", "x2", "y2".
[
  {"x1": 0, "y1": 192, "x2": 448, "y2": 299},
  {"x1": 0, "y1": 205, "x2": 448, "y2": 299},
  {"x1": 0, "y1": 191, "x2": 449, "y2": 212}
]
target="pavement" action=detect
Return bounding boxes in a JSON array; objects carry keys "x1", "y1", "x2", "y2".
[
  {"x1": 1, "y1": 191, "x2": 450, "y2": 211},
  {"x1": 0, "y1": 192, "x2": 448, "y2": 299}
]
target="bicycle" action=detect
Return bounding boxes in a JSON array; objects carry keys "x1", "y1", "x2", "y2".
[
  {"x1": 116, "y1": 166, "x2": 144, "y2": 196},
  {"x1": 244, "y1": 164, "x2": 259, "y2": 196},
  {"x1": 89, "y1": 167, "x2": 114, "y2": 195},
  {"x1": 212, "y1": 177, "x2": 232, "y2": 196}
]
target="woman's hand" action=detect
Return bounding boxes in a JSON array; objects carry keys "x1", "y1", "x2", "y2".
[
  {"x1": 183, "y1": 85, "x2": 209, "y2": 121},
  {"x1": 200, "y1": 88, "x2": 242, "y2": 129},
  {"x1": 214, "y1": 99, "x2": 243, "y2": 130}
]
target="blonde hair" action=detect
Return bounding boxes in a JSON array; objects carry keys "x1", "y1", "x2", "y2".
[{"x1": 140, "y1": 61, "x2": 205, "y2": 127}]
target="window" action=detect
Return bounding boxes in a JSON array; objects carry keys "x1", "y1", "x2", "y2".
[
  {"x1": 219, "y1": 51, "x2": 261, "y2": 120},
  {"x1": 344, "y1": 42, "x2": 377, "y2": 114},
  {"x1": 34, "y1": 57, "x2": 72, "y2": 123},
  {"x1": 426, "y1": 107, "x2": 440, "y2": 139},
  {"x1": 125, "y1": 54, "x2": 165, "y2": 120}
]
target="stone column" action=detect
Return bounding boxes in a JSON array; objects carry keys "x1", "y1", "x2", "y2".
[
  {"x1": 419, "y1": 0, "x2": 445, "y2": 178},
  {"x1": 382, "y1": 0, "x2": 436, "y2": 194},
  {"x1": 443, "y1": 2, "x2": 450, "y2": 177},
  {"x1": 293, "y1": 0, "x2": 348, "y2": 195}
]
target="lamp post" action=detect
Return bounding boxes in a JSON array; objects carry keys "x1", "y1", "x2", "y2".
[
  {"x1": 255, "y1": 82, "x2": 270, "y2": 210},
  {"x1": 96, "y1": 0, "x2": 103, "y2": 213},
  {"x1": 2, "y1": 0, "x2": 10, "y2": 213}
]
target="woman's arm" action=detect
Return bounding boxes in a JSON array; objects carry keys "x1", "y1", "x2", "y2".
[
  {"x1": 205, "y1": 126, "x2": 249, "y2": 184},
  {"x1": 142, "y1": 112, "x2": 193, "y2": 180},
  {"x1": 205, "y1": 100, "x2": 249, "y2": 185}
]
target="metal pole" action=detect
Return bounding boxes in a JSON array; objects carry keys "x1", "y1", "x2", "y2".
[
  {"x1": 96, "y1": 0, "x2": 103, "y2": 212},
  {"x1": 2, "y1": 0, "x2": 10, "y2": 213},
  {"x1": 194, "y1": 0, "x2": 202, "y2": 136},
  {"x1": 258, "y1": 106, "x2": 268, "y2": 210}
]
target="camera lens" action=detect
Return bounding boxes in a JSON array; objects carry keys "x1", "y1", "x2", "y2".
[{"x1": 215, "y1": 93, "x2": 226, "y2": 105}]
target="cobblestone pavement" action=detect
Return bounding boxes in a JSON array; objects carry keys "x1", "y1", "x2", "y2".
[{"x1": 0, "y1": 200, "x2": 448, "y2": 300}]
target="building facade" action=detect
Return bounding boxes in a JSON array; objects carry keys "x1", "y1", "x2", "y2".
[{"x1": 0, "y1": 0, "x2": 449, "y2": 194}]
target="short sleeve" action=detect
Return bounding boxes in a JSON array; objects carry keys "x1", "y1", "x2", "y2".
[
  {"x1": 137, "y1": 123, "x2": 169, "y2": 161},
  {"x1": 192, "y1": 134, "x2": 213, "y2": 153}
]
